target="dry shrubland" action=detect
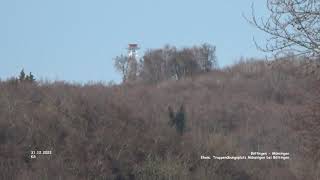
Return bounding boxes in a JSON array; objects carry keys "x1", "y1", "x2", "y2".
[{"x1": 1, "y1": 58, "x2": 319, "y2": 180}]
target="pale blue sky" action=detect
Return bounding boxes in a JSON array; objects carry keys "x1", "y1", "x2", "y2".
[{"x1": 0, "y1": 0, "x2": 268, "y2": 83}]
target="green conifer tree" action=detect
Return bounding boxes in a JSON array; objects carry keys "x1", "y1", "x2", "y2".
[
  {"x1": 19, "y1": 69, "x2": 26, "y2": 81},
  {"x1": 168, "y1": 105, "x2": 186, "y2": 135},
  {"x1": 28, "y1": 72, "x2": 35, "y2": 82},
  {"x1": 175, "y1": 105, "x2": 186, "y2": 135}
]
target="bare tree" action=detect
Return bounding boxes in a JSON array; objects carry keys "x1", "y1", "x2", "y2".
[
  {"x1": 139, "y1": 44, "x2": 217, "y2": 82},
  {"x1": 247, "y1": 0, "x2": 320, "y2": 57},
  {"x1": 115, "y1": 44, "x2": 217, "y2": 84},
  {"x1": 140, "y1": 49, "x2": 165, "y2": 83},
  {"x1": 192, "y1": 43, "x2": 217, "y2": 71},
  {"x1": 114, "y1": 55, "x2": 129, "y2": 82},
  {"x1": 169, "y1": 48, "x2": 201, "y2": 80},
  {"x1": 140, "y1": 45, "x2": 178, "y2": 83}
]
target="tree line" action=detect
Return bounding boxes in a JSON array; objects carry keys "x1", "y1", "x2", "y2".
[{"x1": 114, "y1": 43, "x2": 217, "y2": 84}]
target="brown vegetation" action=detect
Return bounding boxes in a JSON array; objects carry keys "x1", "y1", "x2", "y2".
[
  {"x1": 0, "y1": 58, "x2": 319, "y2": 179},
  {"x1": 114, "y1": 44, "x2": 217, "y2": 84}
]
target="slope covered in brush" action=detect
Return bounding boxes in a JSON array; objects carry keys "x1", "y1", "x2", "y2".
[{"x1": 0, "y1": 59, "x2": 319, "y2": 180}]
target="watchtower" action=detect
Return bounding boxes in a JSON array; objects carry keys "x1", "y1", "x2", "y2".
[
  {"x1": 127, "y1": 44, "x2": 140, "y2": 58},
  {"x1": 126, "y1": 44, "x2": 140, "y2": 81}
]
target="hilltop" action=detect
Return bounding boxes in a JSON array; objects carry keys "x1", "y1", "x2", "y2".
[{"x1": 1, "y1": 58, "x2": 319, "y2": 180}]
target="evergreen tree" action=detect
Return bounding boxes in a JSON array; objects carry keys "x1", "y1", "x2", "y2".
[
  {"x1": 175, "y1": 105, "x2": 186, "y2": 135},
  {"x1": 28, "y1": 72, "x2": 35, "y2": 82},
  {"x1": 25, "y1": 75, "x2": 30, "y2": 81},
  {"x1": 19, "y1": 69, "x2": 25, "y2": 81},
  {"x1": 168, "y1": 105, "x2": 186, "y2": 135}
]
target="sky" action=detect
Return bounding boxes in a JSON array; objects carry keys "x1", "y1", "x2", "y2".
[{"x1": 0, "y1": 0, "x2": 269, "y2": 83}]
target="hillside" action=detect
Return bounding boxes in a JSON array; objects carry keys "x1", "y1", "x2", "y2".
[{"x1": 1, "y1": 59, "x2": 319, "y2": 180}]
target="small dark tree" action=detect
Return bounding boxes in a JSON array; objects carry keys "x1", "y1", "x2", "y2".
[
  {"x1": 25, "y1": 72, "x2": 35, "y2": 82},
  {"x1": 29, "y1": 72, "x2": 35, "y2": 82},
  {"x1": 19, "y1": 69, "x2": 25, "y2": 81},
  {"x1": 168, "y1": 105, "x2": 186, "y2": 135},
  {"x1": 175, "y1": 105, "x2": 186, "y2": 135}
]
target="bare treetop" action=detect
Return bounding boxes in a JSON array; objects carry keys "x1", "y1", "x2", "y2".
[{"x1": 247, "y1": 0, "x2": 320, "y2": 58}]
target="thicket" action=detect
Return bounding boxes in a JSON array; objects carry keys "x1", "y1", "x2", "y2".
[{"x1": 1, "y1": 58, "x2": 319, "y2": 179}]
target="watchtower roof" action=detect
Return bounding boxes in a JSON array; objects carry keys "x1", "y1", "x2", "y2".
[{"x1": 128, "y1": 44, "x2": 140, "y2": 50}]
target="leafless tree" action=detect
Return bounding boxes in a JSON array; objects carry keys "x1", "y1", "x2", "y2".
[
  {"x1": 140, "y1": 46, "x2": 177, "y2": 83},
  {"x1": 169, "y1": 48, "x2": 201, "y2": 80},
  {"x1": 140, "y1": 49, "x2": 167, "y2": 83},
  {"x1": 115, "y1": 44, "x2": 217, "y2": 84},
  {"x1": 191, "y1": 43, "x2": 217, "y2": 71},
  {"x1": 114, "y1": 55, "x2": 129, "y2": 82},
  {"x1": 247, "y1": 0, "x2": 320, "y2": 58}
]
